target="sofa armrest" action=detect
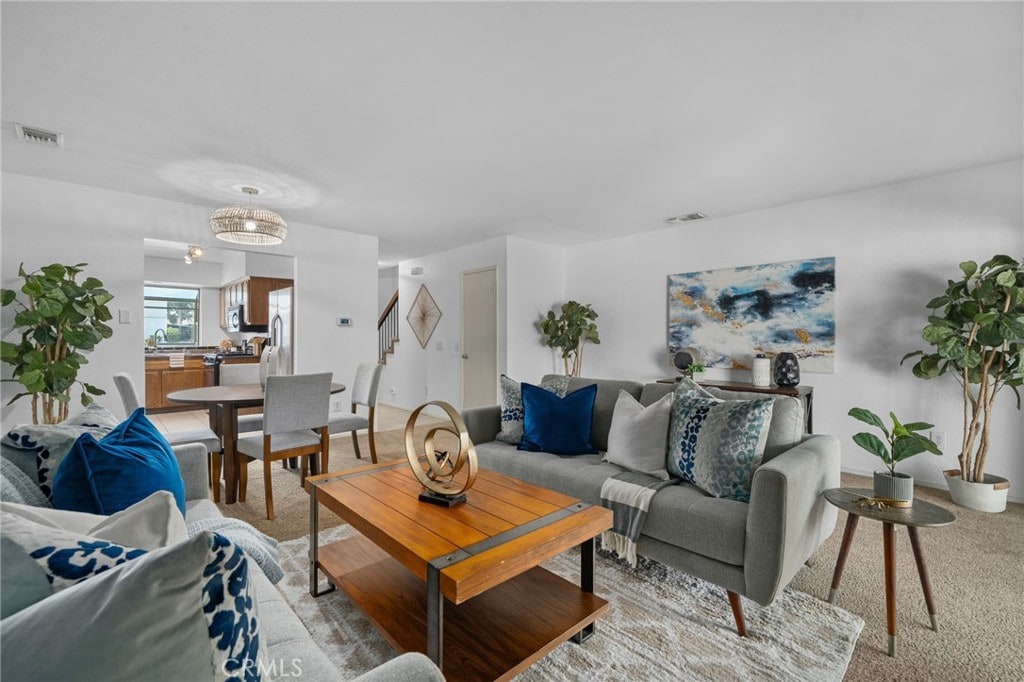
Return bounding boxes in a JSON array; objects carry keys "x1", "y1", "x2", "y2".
[
  {"x1": 743, "y1": 434, "x2": 840, "y2": 604},
  {"x1": 173, "y1": 443, "x2": 211, "y2": 502},
  {"x1": 460, "y1": 405, "x2": 501, "y2": 445},
  {"x1": 351, "y1": 653, "x2": 445, "y2": 682}
]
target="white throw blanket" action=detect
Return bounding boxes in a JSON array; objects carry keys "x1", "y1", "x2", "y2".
[{"x1": 599, "y1": 471, "x2": 677, "y2": 567}]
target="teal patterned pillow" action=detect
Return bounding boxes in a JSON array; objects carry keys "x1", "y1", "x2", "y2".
[
  {"x1": 496, "y1": 374, "x2": 570, "y2": 444},
  {"x1": 667, "y1": 395, "x2": 774, "y2": 503}
]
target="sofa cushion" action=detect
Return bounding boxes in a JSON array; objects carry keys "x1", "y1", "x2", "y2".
[
  {"x1": 603, "y1": 390, "x2": 672, "y2": 480},
  {"x1": 642, "y1": 483, "x2": 749, "y2": 566},
  {"x1": 0, "y1": 531, "x2": 263, "y2": 682},
  {"x1": 0, "y1": 511, "x2": 147, "y2": 618},
  {"x1": 519, "y1": 383, "x2": 599, "y2": 456},
  {"x1": 496, "y1": 374, "x2": 570, "y2": 445},
  {"x1": 475, "y1": 442, "x2": 624, "y2": 505},
  {"x1": 1, "y1": 404, "x2": 120, "y2": 499},
  {"x1": 1, "y1": 490, "x2": 186, "y2": 551},
  {"x1": 639, "y1": 378, "x2": 714, "y2": 406},
  {"x1": 53, "y1": 408, "x2": 186, "y2": 516},
  {"x1": 544, "y1": 375, "x2": 644, "y2": 451},
  {"x1": 667, "y1": 394, "x2": 773, "y2": 503},
  {"x1": 705, "y1": 388, "x2": 804, "y2": 460}
]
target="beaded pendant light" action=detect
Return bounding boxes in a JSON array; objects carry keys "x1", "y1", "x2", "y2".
[{"x1": 210, "y1": 186, "x2": 288, "y2": 245}]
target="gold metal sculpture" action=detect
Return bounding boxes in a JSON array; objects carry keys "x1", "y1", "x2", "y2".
[{"x1": 405, "y1": 400, "x2": 478, "y2": 507}]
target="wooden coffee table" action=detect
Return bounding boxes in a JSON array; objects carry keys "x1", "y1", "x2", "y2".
[{"x1": 306, "y1": 462, "x2": 613, "y2": 681}]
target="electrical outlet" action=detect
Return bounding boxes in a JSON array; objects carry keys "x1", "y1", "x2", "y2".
[
  {"x1": 931, "y1": 431, "x2": 946, "y2": 450},
  {"x1": 390, "y1": 387, "x2": 397, "y2": 397}
]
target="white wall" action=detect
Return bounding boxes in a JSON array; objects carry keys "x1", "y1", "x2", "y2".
[
  {"x1": 1, "y1": 173, "x2": 377, "y2": 423},
  {"x1": 505, "y1": 236, "x2": 566, "y2": 379},
  {"x1": 386, "y1": 237, "x2": 508, "y2": 410},
  {"x1": 564, "y1": 161, "x2": 1024, "y2": 497},
  {"x1": 378, "y1": 265, "x2": 399, "y2": 316}
]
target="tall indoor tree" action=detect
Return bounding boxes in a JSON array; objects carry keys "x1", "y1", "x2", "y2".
[
  {"x1": 538, "y1": 301, "x2": 600, "y2": 376},
  {"x1": 1, "y1": 262, "x2": 114, "y2": 424}
]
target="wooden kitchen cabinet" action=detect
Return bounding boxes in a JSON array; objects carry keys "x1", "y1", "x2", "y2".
[
  {"x1": 219, "y1": 276, "x2": 292, "y2": 328},
  {"x1": 145, "y1": 358, "x2": 207, "y2": 411}
]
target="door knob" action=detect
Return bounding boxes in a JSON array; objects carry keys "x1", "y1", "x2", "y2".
[{"x1": 461, "y1": 354, "x2": 469, "y2": 359}]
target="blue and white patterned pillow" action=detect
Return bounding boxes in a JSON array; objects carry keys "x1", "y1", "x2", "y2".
[
  {"x1": 2, "y1": 404, "x2": 120, "y2": 500},
  {"x1": 0, "y1": 529, "x2": 263, "y2": 682},
  {"x1": 496, "y1": 374, "x2": 571, "y2": 445},
  {"x1": 667, "y1": 394, "x2": 774, "y2": 503},
  {"x1": 1, "y1": 511, "x2": 148, "y2": 617}
]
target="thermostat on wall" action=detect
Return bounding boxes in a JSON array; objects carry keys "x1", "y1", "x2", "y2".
[{"x1": 337, "y1": 317, "x2": 352, "y2": 327}]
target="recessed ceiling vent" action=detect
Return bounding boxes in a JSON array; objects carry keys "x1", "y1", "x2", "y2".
[
  {"x1": 14, "y1": 123, "x2": 64, "y2": 149},
  {"x1": 664, "y1": 212, "x2": 708, "y2": 224}
]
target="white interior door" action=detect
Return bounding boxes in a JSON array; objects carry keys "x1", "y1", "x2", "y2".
[{"x1": 461, "y1": 267, "x2": 498, "y2": 409}]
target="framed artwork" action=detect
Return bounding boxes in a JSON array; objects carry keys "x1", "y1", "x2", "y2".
[
  {"x1": 407, "y1": 284, "x2": 442, "y2": 349},
  {"x1": 667, "y1": 257, "x2": 835, "y2": 372}
]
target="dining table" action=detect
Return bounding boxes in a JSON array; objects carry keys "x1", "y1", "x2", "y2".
[{"x1": 166, "y1": 382, "x2": 347, "y2": 504}]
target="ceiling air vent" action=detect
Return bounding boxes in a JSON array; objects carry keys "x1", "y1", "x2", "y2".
[
  {"x1": 14, "y1": 123, "x2": 64, "y2": 149},
  {"x1": 664, "y1": 212, "x2": 708, "y2": 224}
]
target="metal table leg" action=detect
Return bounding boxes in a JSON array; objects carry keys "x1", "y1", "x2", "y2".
[
  {"x1": 427, "y1": 564, "x2": 443, "y2": 667},
  {"x1": 571, "y1": 537, "x2": 596, "y2": 644}
]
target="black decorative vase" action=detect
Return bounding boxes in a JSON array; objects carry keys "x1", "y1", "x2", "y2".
[{"x1": 774, "y1": 352, "x2": 800, "y2": 387}]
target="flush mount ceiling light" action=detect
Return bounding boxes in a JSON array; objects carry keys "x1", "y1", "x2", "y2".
[
  {"x1": 210, "y1": 186, "x2": 288, "y2": 245},
  {"x1": 664, "y1": 212, "x2": 709, "y2": 224},
  {"x1": 184, "y1": 245, "x2": 204, "y2": 265}
]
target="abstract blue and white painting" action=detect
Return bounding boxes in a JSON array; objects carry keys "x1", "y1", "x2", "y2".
[{"x1": 667, "y1": 257, "x2": 836, "y2": 372}]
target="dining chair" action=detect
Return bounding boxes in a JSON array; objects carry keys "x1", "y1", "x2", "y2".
[
  {"x1": 235, "y1": 372, "x2": 332, "y2": 520},
  {"x1": 327, "y1": 362, "x2": 383, "y2": 464},
  {"x1": 112, "y1": 371, "x2": 225, "y2": 501},
  {"x1": 219, "y1": 363, "x2": 264, "y2": 434}
]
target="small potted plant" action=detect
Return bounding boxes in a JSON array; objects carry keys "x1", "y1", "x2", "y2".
[
  {"x1": 686, "y1": 363, "x2": 706, "y2": 380},
  {"x1": 848, "y1": 408, "x2": 943, "y2": 505}
]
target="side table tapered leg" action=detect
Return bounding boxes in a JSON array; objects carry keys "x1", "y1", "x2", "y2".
[
  {"x1": 828, "y1": 513, "x2": 860, "y2": 603},
  {"x1": 908, "y1": 526, "x2": 939, "y2": 631},
  {"x1": 883, "y1": 521, "x2": 897, "y2": 657}
]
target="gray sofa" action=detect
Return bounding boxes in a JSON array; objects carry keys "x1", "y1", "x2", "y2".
[
  {"x1": 0, "y1": 439, "x2": 443, "y2": 682},
  {"x1": 462, "y1": 375, "x2": 840, "y2": 635}
]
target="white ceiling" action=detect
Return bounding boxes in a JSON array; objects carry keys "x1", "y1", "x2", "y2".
[{"x1": 2, "y1": 2, "x2": 1021, "y2": 263}]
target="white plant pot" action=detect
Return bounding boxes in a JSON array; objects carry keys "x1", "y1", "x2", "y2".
[
  {"x1": 945, "y1": 470, "x2": 1009, "y2": 513},
  {"x1": 873, "y1": 471, "x2": 914, "y2": 504}
]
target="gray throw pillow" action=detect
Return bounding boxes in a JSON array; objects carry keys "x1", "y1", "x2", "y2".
[
  {"x1": 0, "y1": 531, "x2": 263, "y2": 682},
  {"x1": 603, "y1": 390, "x2": 673, "y2": 480},
  {"x1": 496, "y1": 374, "x2": 570, "y2": 444},
  {"x1": 0, "y1": 457, "x2": 52, "y2": 508},
  {"x1": 704, "y1": 388, "x2": 804, "y2": 460}
]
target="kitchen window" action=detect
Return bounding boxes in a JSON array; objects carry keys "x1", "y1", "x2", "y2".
[{"x1": 144, "y1": 286, "x2": 200, "y2": 348}]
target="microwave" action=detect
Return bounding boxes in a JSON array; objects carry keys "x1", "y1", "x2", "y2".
[{"x1": 226, "y1": 305, "x2": 267, "y2": 333}]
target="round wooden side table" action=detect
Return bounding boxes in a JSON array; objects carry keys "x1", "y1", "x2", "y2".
[{"x1": 823, "y1": 487, "x2": 955, "y2": 658}]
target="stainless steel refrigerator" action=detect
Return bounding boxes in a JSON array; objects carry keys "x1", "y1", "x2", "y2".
[{"x1": 267, "y1": 287, "x2": 294, "y2": 375}]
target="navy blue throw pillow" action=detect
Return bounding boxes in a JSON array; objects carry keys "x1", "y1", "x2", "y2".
[
  {"x1": 52, "y1": 408, "x2": 187, "y2": 517},
  {"x1": 518, "y1": 382, "x2": 599, "y2": 456}
]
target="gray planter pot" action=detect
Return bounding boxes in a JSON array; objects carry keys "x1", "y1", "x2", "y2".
[
  {"x1": 945, "y1": 470, "x2": 1009, "y2": 513},
  {"x1": 873, "y1": 471, "x2": 914, "y2": 505}
]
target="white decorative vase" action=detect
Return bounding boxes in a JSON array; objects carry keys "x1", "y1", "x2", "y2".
[
  {"x1": 945, "y1": 470, "x2": 1009, "y2": 513},
  {"x1": 873, "y1": 471, "x2": 914, "y2": 505},
  {"x1": 751, "y1": 355, "x2": 771, "y2": 387}
]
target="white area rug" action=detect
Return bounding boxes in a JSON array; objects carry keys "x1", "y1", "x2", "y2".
[{"x1": 276, "y1": 525, "x2": 863, "y2": 681}]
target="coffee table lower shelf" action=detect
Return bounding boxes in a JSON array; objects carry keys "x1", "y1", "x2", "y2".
[{"x1": 316, "y1": 534, "x2": 610, "y2": 682}]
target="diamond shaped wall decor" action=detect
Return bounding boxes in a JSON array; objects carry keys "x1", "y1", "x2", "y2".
[{"x1": 407, "y1": 284, "x2": 442, "y2": 349}]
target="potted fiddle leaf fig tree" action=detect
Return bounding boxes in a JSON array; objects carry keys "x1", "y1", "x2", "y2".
[
  {"x1": 901, "y1": 254, "x2": 1023, "y2": 513},
  {"x1": 848, "y1": 408, "x2": 943, "y2": 505},
  {"x1": 538, "y1": 301, "x2": 600, "y2": 377},
  {"x1": 1, "y1": 262, "x2": 114, "y2": 424}
]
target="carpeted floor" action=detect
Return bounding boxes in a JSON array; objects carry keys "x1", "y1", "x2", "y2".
[
  {"x1": 277, "y1": 524, "x2": 863, "y2": 681},
  {"x1": 221, "y1": 430, "x2": 1024, "y2": 681}
]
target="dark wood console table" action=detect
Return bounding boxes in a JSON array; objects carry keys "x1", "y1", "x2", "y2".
[{"x1": 658, "y1": 378, "x2": 814, "y2": 432}]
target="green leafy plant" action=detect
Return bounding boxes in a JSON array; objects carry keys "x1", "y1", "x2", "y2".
[
  {"x1": 848, "y1": 408, "x2": 942, "y2": 476},
  {"x1": 901, "y1": 255, "x2": 1023, "y2": 482},
  {"x1": 1, "y1": 263, "x2": 113, "y2": 424},
  {"x1": 685, "y1": 362, "x2": 706, "y2": 377},
  {"x1": 538, "y1": 301, "x2": 600, "y2": 376}
]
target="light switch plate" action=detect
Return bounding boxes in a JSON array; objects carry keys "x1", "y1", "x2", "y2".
[{"x1": 118, "y1": 309, "x2": 132, "y2": 324}]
